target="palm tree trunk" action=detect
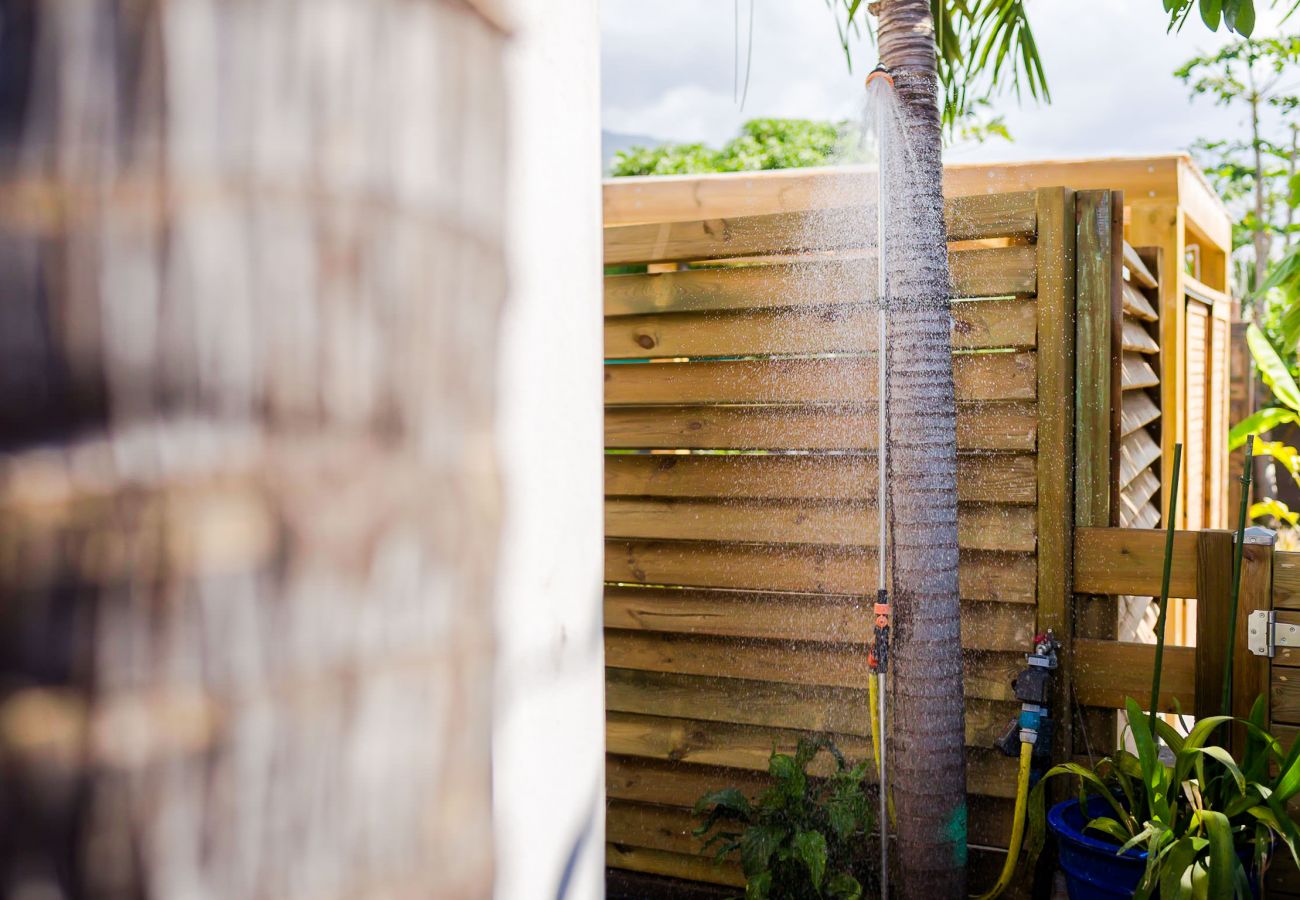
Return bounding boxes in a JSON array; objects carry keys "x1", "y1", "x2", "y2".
[{"x1": 874, "y1": 1, "x2": 968, "y2": 895}]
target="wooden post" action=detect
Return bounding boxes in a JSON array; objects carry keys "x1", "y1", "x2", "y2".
[
  {"x1": 1233, "y1": 535, "x2": 1275, "y2": 751},
  {"x1": 1074, "y1": 190, "x2": 1121, "y2": 753},
  {"x1": 1037, "y1": 187, "x2": 1078, "y2": 765},
  {"x1": 1128, "y1": 203, "x2": 1186, "y2": 529},
  {"x1": 1194, "y1": 530, "x2": 1234, "y2": 719}
]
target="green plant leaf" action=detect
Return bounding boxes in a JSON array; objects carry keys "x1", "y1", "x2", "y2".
[
  {"x1": 1290, "y1": 172, "x2": 1300, "y2": 209},
  {"x1": 740, "y1": 824, "x2": 785, "y2": 878},
  {"x1": 826, "y1": 871, "x2": 863, "y2": 900},
  {"x1": 1153, "y1": 717, "x2": 1187, "y2": 755},
  {"x1": 1248, "y1": 323, "x2": 1300, "y2": 411},
  {"x1": 792, "y1": 830, "x2": 828, "y2": 889},
  {"x1": 745, "y1": 869, "x2": 771, "y2": 900},
  {"x1": 695, "y1": 788, "x2": 754, "y2": 818},
  {"x1": 768, "y1": 753, "x2": 806, "y2": 803},
  {"x1": 1200, "y1": 809, "x2": 1237, "y2": 898},
  {"x1": 1127, "y1": 697, "x2": 1172, "y2": 822},
  {"x1": 1195, "y1": 746, "x2": 1246, "y2": 794},
  {"x1": 1200, "y1": 0, "x2": 1223, "y2": 29},
  {"x1": 1229, "y1": 408, "x2": 1300, "y2": 449},
  {"x1": 1084, "y1": 816, "x2": 1132, "y2": 843}
]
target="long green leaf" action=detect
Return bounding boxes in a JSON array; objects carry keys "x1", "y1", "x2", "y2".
[
  {"x1": 1200, "y1": 810, "x2": 1238, "y2": 899},
  {"x1": 1247, "y1": 323, "x2": 1300, "y2": 411},
  {"x1": 1127, "y1": 698, "x2": 1172, "y2": 822},
  {"x1": 1194, "y1": 746, "x2": 1245, "y2": 795},
  {"x1": 1229, "y1": 407, "x2": 1300, "y2": 449}
]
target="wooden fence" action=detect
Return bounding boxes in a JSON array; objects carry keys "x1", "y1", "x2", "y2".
[
  {"x1": 1075, "y1": 527, "x2": 1300, "y2": 897},
  {"x1": 602, "y1": 185, "x2": 1130, "y2": 888}
]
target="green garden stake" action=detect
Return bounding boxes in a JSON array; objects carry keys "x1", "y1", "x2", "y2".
[{"x1": 1148, "y1": 443, "x2": 1183, "y2": 739}]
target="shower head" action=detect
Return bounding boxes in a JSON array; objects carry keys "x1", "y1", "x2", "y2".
[{"x1": 865, "y1": 65, "x2": 894, "y2": 89}]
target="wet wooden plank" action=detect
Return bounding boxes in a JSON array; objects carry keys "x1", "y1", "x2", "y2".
[
  {"x1": 604, "y1": 298, "x2": 1037, "y2": 359},
  {"x1": 606, "y1": 713, "x2": 1020, "y2": 798},
  {"x1": 604, "y1": 193, "x2": 1037, "y2": 265},
  {"x1": 604, "y1": 246, "x2": 1038, "y2": 316},
  {"x1": 604, "y1": 352, "x2": 1037, "y2": 405},
  {"x1": 605, "y1": 453, "x2": 1037, "y2": 505},
  {"x1": 1122, "y1": 318, "x2": 1160, "y2": 353},
  {"x1": 604, "y1": 497, "x2": 1036, "y2": 553},
  {"x1": 603, "y1": 624, "x2": 1024, "y2": 699},
  {"x1": 606, "y1": 402, "x2": 1038, "y2": 451},
  {"x1": 1121, "y1": 352, "x2": 1160, "y2": 390},
  {"x1": 1124, "y1": 242, "x2": 1158, "y2": 289},
  {"x1": 605, "y1": 540, "x2": 1037, "y2": 602},
  {"x1": 1119, "y1": 428, "x2": 1162, "y2": 488}
]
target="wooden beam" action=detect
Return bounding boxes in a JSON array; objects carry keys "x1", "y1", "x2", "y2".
[
  {"x1": 603, "y1": 193, "x2": 1037, "y2": 265},
  {"x1": 1036, "y1": 187, "x2": 1077, "y2": 766},
  {"x1": 1073, "y1": 527, "x2": 1201, "y2": 597},
  {"x1": 1195, "y1": 531, "x2": 1234, "y2": 721},
  {"x1": 604, "y1": 247, "x2": 1037, "y2": 316},
  {"x1": 605, "y1": 402, "x2": 1038, "y2": 452},
  {"x1": 1075, "y1": 639, "x2": 1197, "y2": 712},
  {"x1": 1075, "y1": 190, "x2": 1118, "y2": 530},
  {"x1": 604, "y1": 353, "x2": 1037, "y2": 405},
  {"x1": 604, "y1": 298, "x2": 1036, "y2": 359},
  {"x1": 604, "y1": 453, "x2": 1037, "y2": 505}
]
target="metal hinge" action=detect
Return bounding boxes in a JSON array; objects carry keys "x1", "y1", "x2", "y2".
[{"x1": 1247, "y1": 610, "x2": 1300, "y2": 657}]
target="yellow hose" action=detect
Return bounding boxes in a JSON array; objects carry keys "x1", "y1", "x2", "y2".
[
  {"x1": 973, "y1": 740, "x2": 1034, "y2": 900},
  {"x1": 866, "y1": 673, "x2": 896, "y2": 827}
]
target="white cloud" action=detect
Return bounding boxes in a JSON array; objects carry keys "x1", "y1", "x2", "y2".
[{"x1": 602, "y1": 0, "x2": 1295, "y2": 161}]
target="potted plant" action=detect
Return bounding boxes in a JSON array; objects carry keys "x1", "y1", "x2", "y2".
[
  {"x1": 1026, "y1": 696, "x2": 1300, "y2": 899},
  {"x1": 693, "y1": 736, "x2": 879, "y2": 900}
]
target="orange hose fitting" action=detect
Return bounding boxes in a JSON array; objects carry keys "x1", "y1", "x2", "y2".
[{"x1": 865, "y1": 66, "x2": 894, "y2": 89}]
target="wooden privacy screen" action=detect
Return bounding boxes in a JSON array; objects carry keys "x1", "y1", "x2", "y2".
[{"x1": 602, "y1": 186, "x2": 1122, "y2": 887}]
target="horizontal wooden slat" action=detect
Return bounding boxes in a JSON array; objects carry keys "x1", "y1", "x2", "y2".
[
  {"x1": 606, "y1": 712, "x2": 1020, "y2": 798},
  {"x1": 1122, "y1": 318, "x2": 1159, "y2": 353},
  {"x1": 606, "y1": 540, "x2": 1036, "y2": 602},
  {"x1": 945, "y1": 191, "x2": 1039, "y2": 243},
  {"x1": 604, "y1": 247, "x2": 1038, "y2": 316},
  {"x1": 1123, "y1": 243, "x2": 1158, "y2": 289},
  {"x1": 1119, "y1": 428, "x2": 1162, "y2": 487},
  {"x1": 1073, "y1": 527, "x2": 1200, "y2": 598},
  {"x1": 1122, "y1": 352, "x2": 1160, "y2": 390},
  {"x1": 1076, "y1": 639, "x2": 1197, "y2": 713},
  {"x1": 605, "y1": 453, "x2": 1037, "y2": 505},
  {"x1": 603, "y1": 194, "x2": 1037, "y2": 265},
  {"x1": 1120, "y1": 391, "x2": 1160, "y2": 436},
  {"x1": 604, "y1": 298, "x2": 1036, "y2": 359},
  {"x1": 605, "y1": 668, "x2": 1017, "y2": 744},
  {"x1": 1122, "y1": 283, "x2": 1158, "y2": 321},
  {"x1": 605, "y1": 352, "x2": 1036, "y2": 405},
  {"x1": 1274, "y1": 669, "x2": 1300, "y2": 724},
  {"x1": 605, "y1": 843, "x2": 744, "y2": 888},
  {"x1": 1275, "y1": 551, "x2": 1300, "y2": 610},
  {"x1": 603, "y1": 629, "x2": 1029, "y2": 697},
  {"x1": 605, "y1": 497, "x2": 1036, "y2": 553},
  {"x1": 606, "y1": 402, "x2": 1038, "y2": 451}
]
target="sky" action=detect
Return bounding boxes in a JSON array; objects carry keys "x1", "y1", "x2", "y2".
[{"x1": 601, "y1": 0, "x2": 1293, "y2": 163}]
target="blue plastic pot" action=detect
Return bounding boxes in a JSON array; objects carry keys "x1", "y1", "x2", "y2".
[
  {"x1": 1048, "y1": 797, "x2": 1260, "y2": 900},
  {"x1": 1048, "y1": 797, "x2": 1146, "y2": 899}
]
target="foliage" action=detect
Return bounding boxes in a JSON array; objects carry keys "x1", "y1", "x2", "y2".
[
  {"x1": 820, "y1": 0, "x2": 1299, "y2": 130},
  {"x1": 609, "y1": 111, "x2": 1009, "y2": 177},
  {"x1": 1178, "y1": 37, "x2": 1300, "y2": 294},
  {"x1": 823, "y1": 0, "x2": 1048, "y2": 131},
  {"x1": 693, "y1": 737, "x2": 877, "y2": 900},
  {"x1": 1026, "y1": 697, "x2": 1300, "y2": 898}
]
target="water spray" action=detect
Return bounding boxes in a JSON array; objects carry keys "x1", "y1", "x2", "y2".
[{"x1": 864, "y1": 62, "x2": 893, "y2": 900}]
